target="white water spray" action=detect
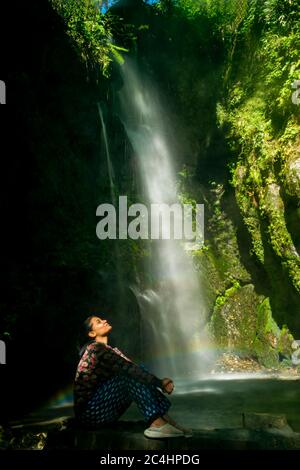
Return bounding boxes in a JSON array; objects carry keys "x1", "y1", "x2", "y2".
[
  {"x1": 97, "y1": 102, "x2": 126, "y2": 311},
  {"x1": 118, "y1": 60, "x2": 214, "y2": 380},
  {"x1": 97, "y1": 103, "x2": 116, "y2": 205}
]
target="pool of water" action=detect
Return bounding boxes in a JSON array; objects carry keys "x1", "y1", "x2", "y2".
[
  {"x1": 123, "y1": 377, "x2": 300, "y2": 432},
  {"x1": 11, "y1": 377, "x2": 300, "y2": 433}
]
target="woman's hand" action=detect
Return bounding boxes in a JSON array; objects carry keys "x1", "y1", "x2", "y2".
[{"x1": 161, "y1": 377, "x2": 174, "y2": 395}]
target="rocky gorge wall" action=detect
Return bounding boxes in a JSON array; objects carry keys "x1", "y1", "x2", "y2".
[
  {"x1": 109, "y1": 0, "x2": 300, "y2": 370},
  {"x1": 191, "y1": 0, "x2": 300, "y2": 369}
]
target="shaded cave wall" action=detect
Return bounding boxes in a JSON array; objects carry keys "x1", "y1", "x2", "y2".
[{"x1": 0, "y1": 0, "x2": 141, "y2": 420}]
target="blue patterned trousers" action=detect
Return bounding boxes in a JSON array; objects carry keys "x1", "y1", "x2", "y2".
[{"x1": 78, "y1": 374, "x2": 171, "y2": 427}]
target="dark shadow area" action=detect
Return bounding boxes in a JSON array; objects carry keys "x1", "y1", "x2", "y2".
[{"x1": 0, "y1": 0, "x2": 138, "y2": 422}]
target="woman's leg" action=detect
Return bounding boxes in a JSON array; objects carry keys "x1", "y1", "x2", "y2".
[
  {"x1": 123, "y1": 375, "x2": 171, "y2": 426},
  {"x1": 79, "y1": 375, "x2": 132, "y2": 427},
  {"x1": 79, "y1": 372, "x2": 171, "y2": 428}
]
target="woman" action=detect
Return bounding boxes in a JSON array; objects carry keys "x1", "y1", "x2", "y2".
[{"x1": 74, "y1": 315, "x2": 192, "y2": 438}]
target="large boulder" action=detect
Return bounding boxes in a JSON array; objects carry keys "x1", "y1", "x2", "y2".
[{"x1": 209, "y1": 284, "x2": 294, "y2": 367}]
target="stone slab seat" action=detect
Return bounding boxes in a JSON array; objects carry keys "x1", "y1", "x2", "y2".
[{"x1": 43, "y1": 417, "x2": 300, "y2": 451}]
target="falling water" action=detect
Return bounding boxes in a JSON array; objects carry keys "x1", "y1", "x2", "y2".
[
  {"x1": 97, "y1": 102, "x2": 125, "y2": 313},
  {"x1": 118, "y1": 60, "x2": 214, "y2": 381},
  {"x1": 97, "y1": 103, "x2": 116, "y2": 205}
]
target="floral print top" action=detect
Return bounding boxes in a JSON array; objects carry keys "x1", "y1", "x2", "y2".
[{"x1": 74, "y1": 341, "x2": 163, "y2": 412}]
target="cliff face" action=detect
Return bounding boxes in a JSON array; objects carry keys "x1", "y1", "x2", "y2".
[
  {"x1": 195, "y1": 1, "x2": 300, "y2": 365},
  {"x1": 0, "y1": 0, "x2": 140, "y2": 419},
  {"x1": 210, "y1": 0, "x2": 300, "y2": 358},
  {"x1": 108, "y1": 0, "x2": 300, "y2": 367}
]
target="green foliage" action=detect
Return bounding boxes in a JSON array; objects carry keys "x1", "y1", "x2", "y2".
[
  {"x1": 215, "y1": 279, "x2": 241, "y2": 307},
  {"x1": 252, "y1": 336, "x2": 279, "y2": 368},
  {"x1": 214, "y1": 0, "x2": 300, "y2": 295},
  {"x1": 157, "y1": 0, "x2": 250, "y2": 40},
  {"x1": 51, "y1": 0, "x2": 128, "y2": 75},
  {"x1": 260, "y1": 31, "x2": 300, "y2": 117},
  {"x1": 278, "y1": 324, "x2": 294, "y2": 356},
  {"x1": 256, "y1": 298, "x2": 280, "y2": 337},
  {"x1": 211, "y1": 291, "x2": 293, "y2": 367},
  {"x1": 262, "y1": 0, "x2": 300, "y2": 32},
  {"x1": 209, "y1": 284, "x2": 260, "y2": 353}
]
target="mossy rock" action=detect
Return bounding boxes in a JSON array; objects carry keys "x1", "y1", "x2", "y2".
[
  {"x1": 283, "y1": 154, "x2": 300, "y2": 199},
  {"x1": 254, "y1": 298, "x2": 294, "y2": 365},
  {"x1": 252, "y1": 337, "x2": 279, "y2": 369},
  {"x1": 278, "y1": 326, "x2": 294, "y2": 357},
  {"x1": 209, "y1": 284, "x2": 261, "y2": 352},
  {"x1": 192, "y1": 247, "x2": 226, "y2": 311},
  {"x1": 205, "y1": 185, "x2": 251, "y2": 286},
  {"x1": 209, "y1": 286, "x2": 291, "y2": 367},
  {"x1": 256, "y1": 298, "x2": 280, "y2": 340}
]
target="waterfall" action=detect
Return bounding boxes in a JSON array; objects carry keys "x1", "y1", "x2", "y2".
[
  {"x1": 118, "y1": 60, "x2": 214, "y2": 381},
  {"x1": 97, "y1": 103, "x2": 116, "y2": 205},
  {"x1": 97, "y1": 102, "x2": 125, "y2": 314}
]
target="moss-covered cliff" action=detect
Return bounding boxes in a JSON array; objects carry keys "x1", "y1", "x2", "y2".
[
  {"x1": 214, "y1": 0, "x2": 300, "y2": 342},
  {"x1": 105, "y1": 0, "x2": 300, "y2": 366}
]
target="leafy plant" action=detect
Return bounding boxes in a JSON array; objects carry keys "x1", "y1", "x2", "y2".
[{"x1": 51, "y1": 0, "x2": 128, "y2": 75}]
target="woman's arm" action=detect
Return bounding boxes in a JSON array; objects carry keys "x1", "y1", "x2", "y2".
[{"x1": 94, "y1": 342, "x2": 163, "y2": 389}]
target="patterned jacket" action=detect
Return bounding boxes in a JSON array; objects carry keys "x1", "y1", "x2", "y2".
[{"x1": 74, "y1": 341, "x2": 163, "y2": 412}]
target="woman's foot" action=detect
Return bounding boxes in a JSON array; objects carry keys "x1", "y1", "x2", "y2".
[
  {"x1": 163, "y1": 414, "x2": 193, "y2": 436},
  {"x1": 146, "y1": 415, "x2": 193, "y2": 438},
  {"x1": 149, "y1": 417, "x2": 168, "y2": 428},
  {"x1": 144, "y1": 423, "x2": 186, "y2": 439}
]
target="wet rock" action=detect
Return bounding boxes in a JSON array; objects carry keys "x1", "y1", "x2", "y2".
[
  {"x1": 214, "y1": 353, "x2": 262, "y2": 373},
  {"x1": 4, "y1": 417, "x2": 71, "y2": 450},
  {"x1": 278, "y1": 326, "x2": 294, "y2": 357},
  {"x1": 253, "y1": 337, "x2": 279, "y2": 368},
  {"x1": 209, "y1": 284, "x2": 261, "y2": 352},
  {"x1": 209, "y1": 287, "x2": 297, "y2": 369},
  {"x1": 8, "y1": 431, "x2": 47, "y2": 450}
]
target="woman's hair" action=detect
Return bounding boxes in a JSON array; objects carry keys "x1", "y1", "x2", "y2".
[{"x1": 77, "y1": 315, "x2": 95, "y2": 358}]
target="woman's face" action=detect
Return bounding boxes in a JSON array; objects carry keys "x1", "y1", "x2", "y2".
[{"x1": 88, "y1": 316, "x2": 112, "y2": 339}]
